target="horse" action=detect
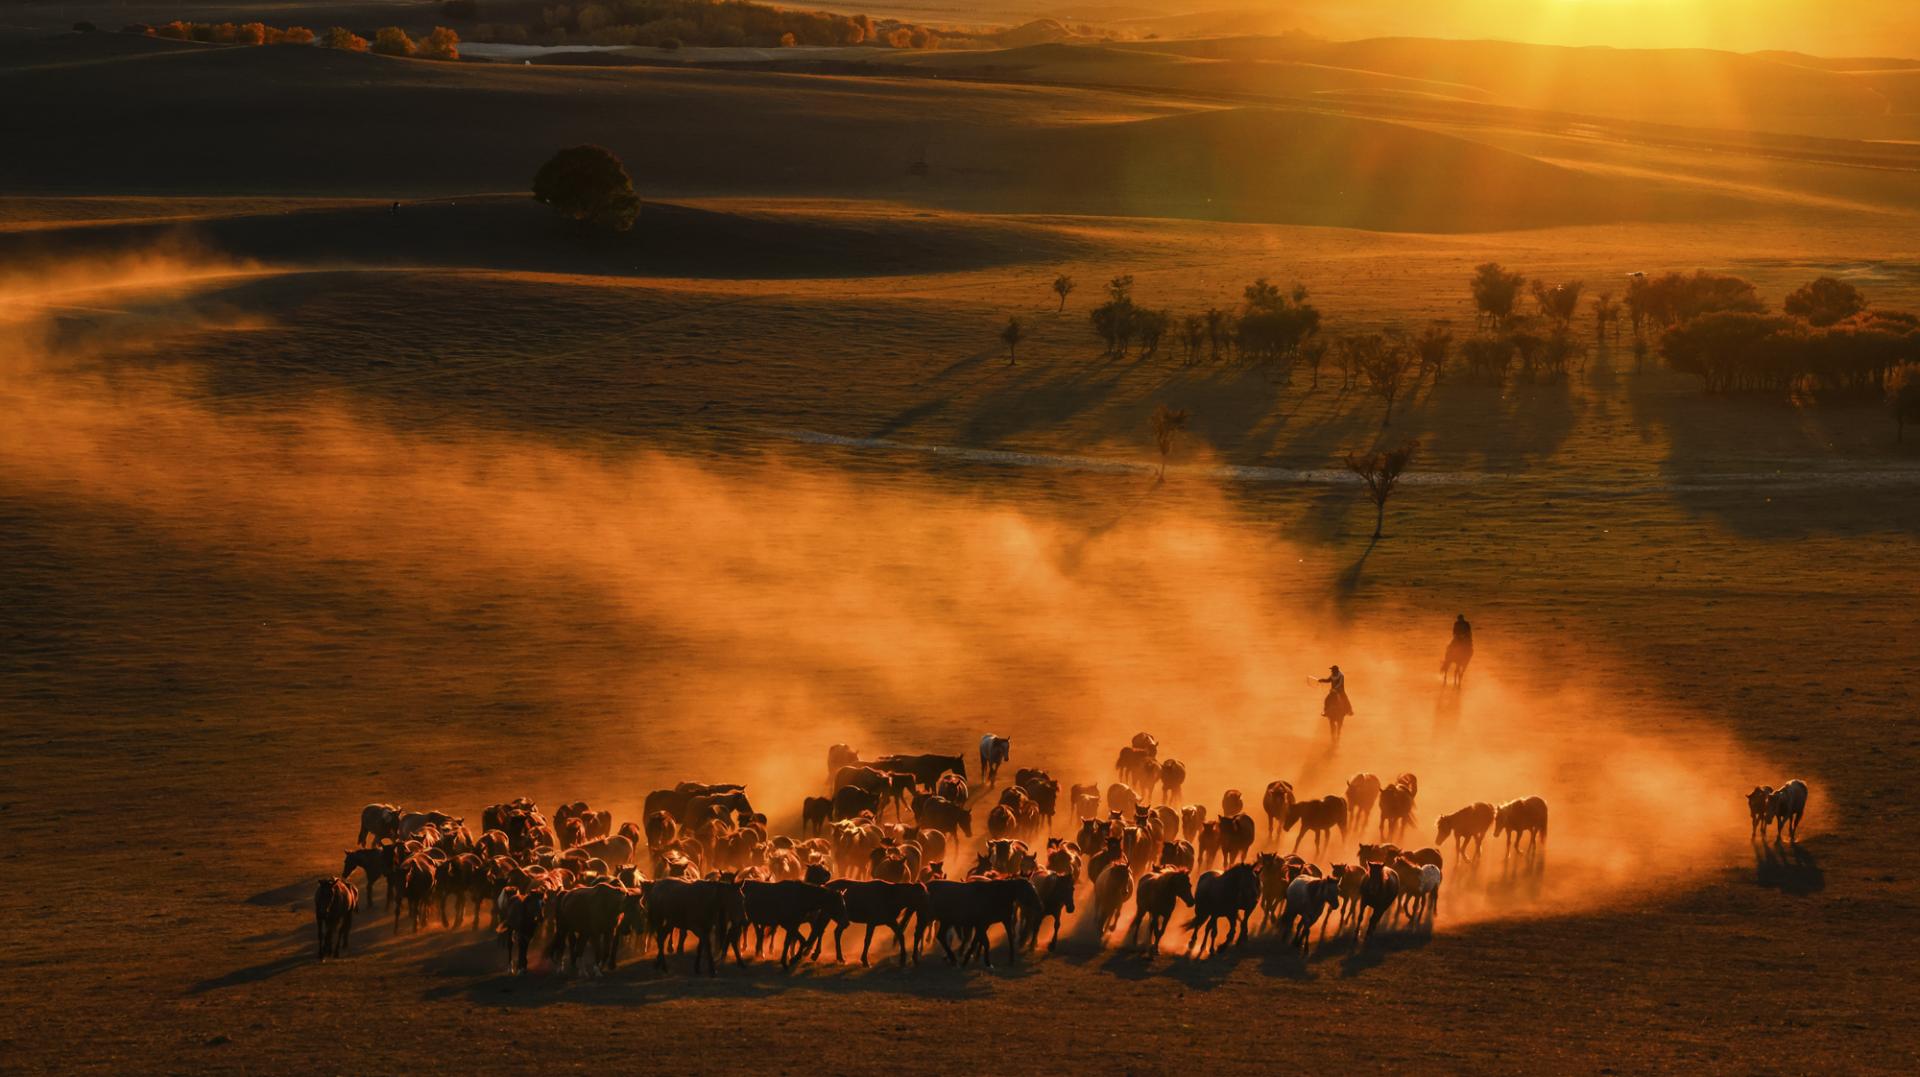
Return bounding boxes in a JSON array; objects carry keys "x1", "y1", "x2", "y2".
[
  {"x1": 978, "y1": 735, "x2": 1011, "y2": 784},
  {"x1": 1768, "y1": 779, "x2": 1809, "y2": 843},
  {"x1": 1345, "y1": 773, "x2": 1382, "y2": 831},
  {"x1": 314, "y1": 877, "x2": 358, "y2": 959},
  {"x1": 1186, "y1": 862, "x2": 1260, "y2": 958},
  {"x1": 1441, "y1": 636, "x2": 1473, "y2": 687},
  {"x1": 1436, "y1": 802, "x2": 1495, "y2": 864},
  {"x1": 1126, "y1": 868, "x2": 1194, "y2": 953},
  {"x1": 1285, "y1": 795, "x2": 1348, "y2": 856},
  {"x1": 1378, "y1": 775, "x2": 1417, "y2": 841},
  {"x1": 1262, "y1": 780, "x2": 1295, "y2": 841},
  {"x1": 1493, "y1": 796, "x2": 1549, "y2": 867}
]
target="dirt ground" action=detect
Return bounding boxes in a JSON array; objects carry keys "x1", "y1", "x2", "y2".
[{"x1": 2, "y1": 23, "x2": 1919, "y2": 1076}]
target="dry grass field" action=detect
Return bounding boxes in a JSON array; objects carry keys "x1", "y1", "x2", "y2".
[{"x1": 2, "y1": 16, "x2": 1919, "y2": 1075}]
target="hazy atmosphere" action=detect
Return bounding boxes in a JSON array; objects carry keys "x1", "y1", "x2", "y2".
[{"x1": 2, "y1": 0, "x2": 1915, "y2": 1072}]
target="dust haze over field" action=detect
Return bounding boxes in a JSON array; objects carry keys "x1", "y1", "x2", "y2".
[
  {"x1": 3, "y1": 10, "x2": 1916, "y2": 1071},
  {"x1": 4, "y1": 255, "x2": 1771, "y2": 935}
]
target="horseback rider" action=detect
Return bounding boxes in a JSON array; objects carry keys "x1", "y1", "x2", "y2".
[
  {"x1": 1315, "y1": 665, "x2": 1352, "y2": 747},
  {"x1": 1453, "y1": 614, "x2": 1472, "y2": 646},
  {"x1": 1316, "y1": 665, "x2": 1352, "y2": 720}
]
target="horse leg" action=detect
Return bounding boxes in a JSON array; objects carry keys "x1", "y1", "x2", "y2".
[{"x1": 861, "y1": 924, "x2": 876, "y2": 966}]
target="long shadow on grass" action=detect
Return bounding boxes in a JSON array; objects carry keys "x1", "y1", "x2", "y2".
[{"x1": 1752, "y1": 839, "x2": 1824, "y2": 895}]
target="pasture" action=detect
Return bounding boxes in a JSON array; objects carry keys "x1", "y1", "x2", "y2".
[{"x1": 1, "y1": 18, "x2": 1917, "y2": 1074}]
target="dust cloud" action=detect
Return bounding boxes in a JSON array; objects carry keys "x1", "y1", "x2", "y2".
[{"x1": 0, "y1": 256, "x2": 1775, "y2": 933}]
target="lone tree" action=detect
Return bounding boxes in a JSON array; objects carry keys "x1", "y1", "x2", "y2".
[
  {"x1": 1000, "y1": 315, "x2": 1024, "y2": 365},
  {"x1": 1471, "y1": 263, "x2": 1526, "y2": 330},
  {"x1": 1150, "y1": 404, "x2": 1189, "y2": 482},
  {"x1": 1889, "y1": 362, "x2": 1920, "y2": 443},
  {"x1": 1345, "y1": 439, "x2": 1420, "y2": 540},
  {"x1": 1784, "y1": 276, "x2": 1866, "y2": 327},
  {"x1": 533, "y1": 145, "x2": 640, "y2": 233},
  {"x1": 1052, "y1": 274, "x2": 1076, "y2": 312}
]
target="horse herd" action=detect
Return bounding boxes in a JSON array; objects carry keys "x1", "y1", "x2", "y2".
[{"x1": 315, "y1": 733, "x2": 1584, "y2": 975}]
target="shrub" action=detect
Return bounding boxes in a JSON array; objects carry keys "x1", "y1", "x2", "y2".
[
  {"x1": 154, "y1": 20, "x2": 192, "y2": 39},
  {"x1": 275, "y1": 26, "x2": 316, "y2": 45},
  {"x1": 1470, "y1": 262, "x2": 1525, "y2": 330},
  {"x1": 372, "y1": 26, "x2": 416, "y2": 55},
  {"x1": 533, "y1": 144, "x2": 641, "y2": 233},
  {"x1": 419, "y1": 26, "x2": 460, "y2": 59},
  {"x1": 325, "y1": 26, "x2": 369, "y2": 50},
  {"x1": 234, "y1": 22, "x2": 267, "y2": 44},
  {"x1": 1784, "y1": 276, "x2": 1866, "y2": 327}
]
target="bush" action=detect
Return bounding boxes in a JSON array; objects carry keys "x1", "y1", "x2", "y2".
[
  {"x1": 325, "y1": 26, "x2": 369, "y2": 51},
  {"x1": 419, "y1": 26, "x2": 460, "y2": 59},
  {"x1": 1784, "y1": 276, "x2": 1866, "y2": 327},
  {"x1": 1661, "y1": 310, "x2": 1919, "y2": 396},
  {"x1": 533, "y1": 144, "x2": 641, "y2": 233},
  {"x1": 154, "y1": 20, "x2": 191, "y2": 39},
  {"x1": 234, "y1": 22, "x2": 267, "y2": 45},
  {"x1": 274, "y1": 26, "x2": 316, "y2": 45},
  {"x1": 372, "y1": 26, "x2": 416, "y2": 55}
]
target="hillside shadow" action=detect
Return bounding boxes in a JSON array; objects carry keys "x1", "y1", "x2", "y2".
[{"x1": 1752, "y1": 839, "x2": 1824, "y2": 895}]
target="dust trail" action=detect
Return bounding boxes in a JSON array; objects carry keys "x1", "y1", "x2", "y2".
[{"x1": 0, "y1": 258, "x2": 1782, "y2": 932}]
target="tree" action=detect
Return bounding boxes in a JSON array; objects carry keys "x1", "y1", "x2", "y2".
[
  {"x1": 1345, "y1": 440, "x2": 1419, "y2": 541},
  {"x1": 1204, "y1": 308, "x2": 1229, "y2": 363},
  {"x1": 1591, "y1": 292, "x2": 1620, "y2": 347},
  {"x1": 324, "y1": 25, "x2": 368, "y2": 50},
  {"x1": 1785, "y1": 276, "x2": 1866, "y2": 327},
  {"x1": 1531, "y1": 279, "x2": 1584, "y2": 331},
  {"x1": 1349, "y1": 333, "x2": 1419, "y2": 427},
  {"x1": 1089, "y1": 275, "x2": 1136, "y2": 357},
  {"x1": 1000, "y1": 316, "x2": 1023, "y2": 365},
  {"x1": 1150, "y1": 404, "x2": 1189, "y2": 482},
  {"x1": 1136, "y1": 309, "x2": 1170, "y2": 359},
  {"x1": 1181, "y1": 314, "x2": 1205, "y2": 366},
  {"x1": 1301, "y1": 338, "x2": 1328, "y2": 388},
  {"x1": 1415, "y1": 321, "x2": 1452, "y2": 385},
  {"x1": 372, "y1": 26, "x2": 416, "y2": 54},
  {"x1": 1052, "y1": 274, "x2": 1075, "y2": 312},
  {"x1": 1234, "y1": 278, "x2": 1320, "y2": 364},
  {"x1": 419, "y1": 25, "x2": 461, "y2": 59},
  {"x1": 1889, "y1": 362, "x2": 1920, "y2": 443},
  {"x1": 533, "y1": 145, "x2": 640, "y2": 233},
  {"x1": 1471, "y1": 263, "x2": 1526, "y2": 330}
]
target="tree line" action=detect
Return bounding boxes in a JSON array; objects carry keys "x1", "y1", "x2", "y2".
[
  {"x1": 457, "y1": 0, "x2": 965, "y2": 50},
  {"x1": 135, "y1": 20, "x2": 461, "y2": 58}
]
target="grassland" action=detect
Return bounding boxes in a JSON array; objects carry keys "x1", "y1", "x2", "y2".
[{"x1": 2, "y1": 20, "x2": 1918, "y2": 1075}]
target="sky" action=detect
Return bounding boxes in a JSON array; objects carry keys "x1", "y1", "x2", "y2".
[
  {"x1": 1324, "y1": 0, "x2": 1920, "y2": 57},
  {"x1": 1212, "y1": 0, "x2": 1920, "y2": 58}
]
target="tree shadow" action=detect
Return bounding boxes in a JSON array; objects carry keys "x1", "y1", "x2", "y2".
[
  {"x1": 1334, "y1": 534, "x2": 1380, "y2": 597},
  {"x1": 1752, "y1": 838, "x2": 1824, "y2": 895}
]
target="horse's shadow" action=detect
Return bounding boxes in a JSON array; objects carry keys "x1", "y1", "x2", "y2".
[
  {"x1": 1336, "y1": 923, "x2": 1433, "y2": 977},
  {"x1": 1752, "y1": 839, "x2": 1824, "y2": 895}
]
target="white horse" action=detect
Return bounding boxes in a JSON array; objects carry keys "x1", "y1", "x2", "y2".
[{"x1": 978, "y1": 734, "x2": 1010, "y2": 784}]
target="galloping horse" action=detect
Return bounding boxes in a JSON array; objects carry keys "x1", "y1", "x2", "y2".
[{"x1": 978, "y1": 735, "x2": 1011, "y2": 784}]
